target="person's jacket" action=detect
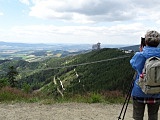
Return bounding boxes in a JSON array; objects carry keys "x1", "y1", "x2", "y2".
[{"x1": 130, "y1": 46, "x2": 160, "y2": 98}]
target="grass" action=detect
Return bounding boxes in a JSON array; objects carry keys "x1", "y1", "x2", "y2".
[
  {"x1": 0, "y1": 86, "x2": 128, "y2": 104},
  {"x1": 0, "y1": 86, "x2": 39, "y2": 103}
]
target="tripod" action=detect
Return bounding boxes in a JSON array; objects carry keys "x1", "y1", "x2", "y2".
[{"x1": 118, "y1": 72, "x2": 137, "y2": 120}]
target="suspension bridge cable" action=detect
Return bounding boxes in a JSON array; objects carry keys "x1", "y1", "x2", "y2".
[
  {"x1": 22, "y1": 55, "x2": 132, "y2": 72},
  {"x1": 0, "y1": 55, "x2": 132, "y2": 74}
]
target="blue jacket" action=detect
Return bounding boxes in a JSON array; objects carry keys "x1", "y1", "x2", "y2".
[{"x1": 130, "y1": 46, "x2": 160, "y2": 98}]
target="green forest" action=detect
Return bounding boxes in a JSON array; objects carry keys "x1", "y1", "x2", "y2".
[{"x1": 0, "y1": 48, "x2": 135, "y2": 103}]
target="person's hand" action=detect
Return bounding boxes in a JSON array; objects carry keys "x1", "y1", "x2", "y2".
[{"x1": 139, "y1": 46, "x2": 143, "y2": 52}]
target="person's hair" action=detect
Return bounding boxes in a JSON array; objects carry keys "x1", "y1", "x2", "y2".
[{"x1": 145, "y1": 30, "x2": 160, "y2": 47}]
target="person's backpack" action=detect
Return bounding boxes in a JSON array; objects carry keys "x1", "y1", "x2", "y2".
[{"x1": 138, "y1": 56, "x2": 160, "y2": 94}]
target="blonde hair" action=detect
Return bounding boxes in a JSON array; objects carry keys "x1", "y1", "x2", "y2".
[{"x1": 145, "y1": 30, "x2": 160, "y2": 47}]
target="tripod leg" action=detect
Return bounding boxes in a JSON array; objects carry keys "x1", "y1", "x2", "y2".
[
  {"x1": 121, "y1": 87, "x2": 132, "y2": 120},
  {"x1": 117, "y1": 72, "x2": 137, "y2": 120},
  {"x1": 117, "y1": 82, "x2": 133, "y2": 120}
]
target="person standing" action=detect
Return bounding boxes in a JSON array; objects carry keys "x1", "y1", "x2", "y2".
[{"x1": 130, "y1": 30, "x2": 160, "y2": 120}]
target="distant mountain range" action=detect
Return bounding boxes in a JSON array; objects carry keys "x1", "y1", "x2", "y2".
[
  {"x1": 0, "y1": 41, "x2": 135, "y2": 51},
  {"x1": 0, "y1": 41, "x2": 140, "y2": 61},
  {"x1": 120, "y1": 45, "x2": 139, "y2": 51},
  {"x1": 120, "y1": 44, "x2": 160, "y2": 52},
  {"x1": 0, "y1": 41, "x2": 91, "y2": 51}
]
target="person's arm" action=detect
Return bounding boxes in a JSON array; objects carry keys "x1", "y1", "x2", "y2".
[{"x1": 130, "y1": 52, "x2": 146, "y2": 75}]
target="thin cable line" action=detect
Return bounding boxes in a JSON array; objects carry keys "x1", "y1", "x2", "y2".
[
  {"x1": 24, "y1": 55, "x2": 131, "y2": 72},
  {"x1": 0, "y1": 55, "x2": 131, "y2": 74}
]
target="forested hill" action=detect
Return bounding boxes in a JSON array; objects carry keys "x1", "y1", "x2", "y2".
[{"x1": 0, "y1": 48, "x2": 135, "y2": 96}]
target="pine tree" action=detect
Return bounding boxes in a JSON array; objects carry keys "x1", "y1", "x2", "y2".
[{"x1": 7, "y1": 66, "x2": 18, "y2": 87}]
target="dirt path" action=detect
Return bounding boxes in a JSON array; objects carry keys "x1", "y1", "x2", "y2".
[{"x1": 0, "y1": 103, "x2": 156, "y2": 120}]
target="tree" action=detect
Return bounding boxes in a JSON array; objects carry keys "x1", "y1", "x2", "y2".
[
  {"x1": 7, "y1": 66, "x2": 18, "y2": 87},
  {"x1": 22, "y1": 82, "x2": 31, "y2": 93},
  {"x1": 0, "y1": 77, "x2": 9, "y2": 88}
]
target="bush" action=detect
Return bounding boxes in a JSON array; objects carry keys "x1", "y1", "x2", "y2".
[
  {"x1": 0, "y1": 86, "x2": 31, "y2": 102},
  {"x1": 90, "y1": 93, "x2": 104, "y2": 103},
  {"x1": 0, "y1": 78, "x2": 9, "y2": 88}
]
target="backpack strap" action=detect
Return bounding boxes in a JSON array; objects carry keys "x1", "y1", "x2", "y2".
[{"x1": 148, "y1": 56, "x2": 160, "y2": 61}]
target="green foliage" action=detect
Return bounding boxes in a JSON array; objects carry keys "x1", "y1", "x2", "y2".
[
  {"x1": 0, "y1": 77, "x2": 9, "y2": 88},
  {"x1": 7, "y1": 66, "x2": 18, "y2": 87},
  {"x1": 0, "y1": 87, "x2": 30, "y2": 102},
  {"x1": 22, "y1": 82, "x2": 31, "y2": 93},
  {"x1": 0, "y1": 87, "x2": 126, "y2": 104},
  {"x1": 0, "y1": 87, "x2": 46, "y2": 103},
  {"x1": 0, "y1": 48, "x2": 135, "y2": 102},
  {"x1": 89, "y1": 93, "x2": 104, "y2": 103},
  {"x1": 60, "y1": 48, "x2": 134, "y2": 95},
  {"x1": 48, "y1": 92, "x2": 126, "y2": 104}
]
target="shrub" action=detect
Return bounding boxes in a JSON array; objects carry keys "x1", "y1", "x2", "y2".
[
  {"x1": 90, "y1": 93, "x2": 104, "y2": 103},
  {"x1": 0, "y1": 86, "x2": 31, "y2": 102}
]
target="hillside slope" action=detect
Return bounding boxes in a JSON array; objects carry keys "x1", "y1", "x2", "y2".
[{"x1": 0, "y1": 48, "x2": 135, "y2": 96}]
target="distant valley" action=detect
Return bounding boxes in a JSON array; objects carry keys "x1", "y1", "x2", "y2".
[{"x1": 0, "y1": 41, "x2": 135, "y2": 61}]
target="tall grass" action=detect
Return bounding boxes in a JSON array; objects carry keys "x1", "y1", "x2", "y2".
[
  {"x1": 0, "y1": 87, "x2": 38, "y2": 103},
  {"x1": 0, "y1": 87, "x2": 127, "y2": 104},
  {"x1": 47, "y1": 90, "x2": 126, "y2": 104}
]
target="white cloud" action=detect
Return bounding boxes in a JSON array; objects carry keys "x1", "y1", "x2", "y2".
[
  {"x1": 26, "y1": 0, "x2": 160, "y2": 24},
  {"x1": 5, "y1": 0, "x2": 160, "y2": 45},
  {"x1": 2, "y1": 23, "x2": 146, "y2": 45},
  {"x1": 27, "y1": 0, "x2": 136, "y2": 23},
  {"x1": 19, "y1": 0, "x2": 30, "y2": 5},
  {"x1": 0, "y1": 12, "x2": 4, "y2": 16}
]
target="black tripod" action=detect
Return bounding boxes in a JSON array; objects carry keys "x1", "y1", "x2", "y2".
[{"x1": 118, "y1": 72, "x2": 137, "y2": 120}]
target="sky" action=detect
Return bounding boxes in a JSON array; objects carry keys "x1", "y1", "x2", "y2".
[{"x1": 0, "y1": 0, "x2": 160, "y2": 45}]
